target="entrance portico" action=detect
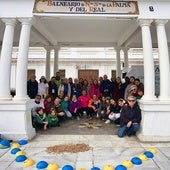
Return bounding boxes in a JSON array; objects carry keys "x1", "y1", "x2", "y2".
[{"x1": 0, "y1": 0, "x2": 170, "y2": 141}]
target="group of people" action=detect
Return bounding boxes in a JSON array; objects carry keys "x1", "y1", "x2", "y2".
[{"x1": 29, "y1": 71, "x2": 143, "y2": 137}]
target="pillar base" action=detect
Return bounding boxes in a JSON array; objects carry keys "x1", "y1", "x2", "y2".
[
  {"x1": 137, "y1": 134, "x2": 170, "y2": 142},
  {"x1": 0, "y1": 100, "x2": 36, "y2": 141},
  {"x1": 0, "y1": 95, "x2": 12, "y2": 101},
  {"x1": 140, "y1": 95, "x2": 157, "y2": 101},
  {"x1": 158, "y1": 96, "x2": 170, "y2": 101},
  {"x1": 13, "y1": 95, "x2": 30, "y2": 101},
  {"x1": 138, "y1": 100, "x2": 170, "y2": 142}
]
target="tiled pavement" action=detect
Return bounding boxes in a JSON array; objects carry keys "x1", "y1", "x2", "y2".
[
  {"x1": 37, "y1": 118, "x2": 119, "y2": 135},
  {"x1": 0, "y1": 134, "x2": 170, "y2": 170},
  {"x1": 0, "y1": 119, "x2": 170, "y2": 170}
]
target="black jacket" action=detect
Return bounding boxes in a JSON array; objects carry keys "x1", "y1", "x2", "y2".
[
  {"x1": 27, "y1": 80, "x2": 38, "y2": 99},
  {"x1": 120, "y1": 103, "x2": 141, "y2": 127}
]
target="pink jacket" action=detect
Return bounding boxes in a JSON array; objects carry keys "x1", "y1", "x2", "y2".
[
  {"x1": 78, "y1": 95, "x2": 91, "y2": 108},
  {"x1": 89, "y1": 84, "x2": 101, "y2": 99}
]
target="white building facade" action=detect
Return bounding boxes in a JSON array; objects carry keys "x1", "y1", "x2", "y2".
[
  {"x1": 10, "y1": 47, "x2": 159, "y2": 88},
  {"x1": 0, "y1": 0, "x2": 170, "y2": 141}
]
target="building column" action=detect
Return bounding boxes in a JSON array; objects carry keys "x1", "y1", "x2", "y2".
[
  {"x1": 14, "y1": 18, "x2": 32, "y2": 100},
  {"x1": 169, "y1": 47, "x2": 170, "y2": 65},
  {"x1": 0, "y1": 19, "x2": 16, "y2": 100},
  {"x1": 53, "y1": 46, "x2": 59, "y2": 75},
  {"x1": 139, "y1": 19, "x2": 156, "y2": 101},
  {"x1": 155, "y1": 20, "x2": 170, "y2": 101},
  {"x1": 0, "y1": 46, "x2": 2, "y2": 57},
  {"x1": 122, "y1": 47, "x2": 129, "y2": 70},
  {"x1": 115, "y1": 47, "x2": 121, "y2": 77},
  {"x1": 44, "y1": 46, "x2": 51, "y2": 81}
]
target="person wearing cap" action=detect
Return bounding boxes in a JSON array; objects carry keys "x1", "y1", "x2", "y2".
[
  {"x1": 117, "y1": 95, "x2": 141, "y2": 137},
  {"x1": 38, "y1": 76, "x2": 49, "y2": 99}
]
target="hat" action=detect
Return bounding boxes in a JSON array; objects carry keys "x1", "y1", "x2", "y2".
[{"x1": 40, "y1": 76, "x2": 46, "y2": 79}]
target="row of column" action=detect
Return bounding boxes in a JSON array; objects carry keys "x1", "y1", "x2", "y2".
[
  {"x1": 115, "y1": 47, "x2": 129, "y2": 78},
  {"x1": 0, "y1": 18, "x2": 33, "y2": 100},
  {"x1": 115, "y1": 19, "x2": 170, "y2": 101},
  {"x1": 44, "y1": 46, "x2": 59, "y2": 81},
  {"x1": 0, "y1": 19, "x2": 16, "y2": 100},
  {"x1": 0, "y1": 18, "x2": 169, "y2": 101},
  {"x1": 140, "y1": 19, "x2": 170, "y2": 101},
  {"x1": 0, "y1": 18, "x2": 59, "y2": 101}
]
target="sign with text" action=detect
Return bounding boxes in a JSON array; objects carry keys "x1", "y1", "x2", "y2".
[{"x1": 33, "y1": 0, "x2": 139, "y2": 15}]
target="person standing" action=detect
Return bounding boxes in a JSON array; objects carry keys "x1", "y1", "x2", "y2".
[
  {"x1": 27, "y1": 74, "x2": 38, "y2": 99},
  {"x1": 55, "y1": 71, "x2": 62, "y2": 88},
  {"x1": 38, "y1": 76, "x2": 49, "y2": 99},
  {"x1": 100, "y1": 75, "x2": 111, "y2": 97},
  {"x1": 89, "y1": 79, "x2": 101, "y2": 99},
  {"x1": 48, "y1": 76, "x2": 58, "y2": 99},
  {"x1": 72, "y1": 78, "x2": 83, "y2": 98},
  {"x1": 58, "y1": 78, "x2": 71, "y2": 98},
  {"x1": 124, "y1": 76, "x2": 136, "y2": 100}
]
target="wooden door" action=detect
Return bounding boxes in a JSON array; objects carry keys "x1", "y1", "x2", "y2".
[
  {"x1": 111, "y1": 70, "x2": 116, "y2": 78},
  {"x1": 78, "y1": 70, "x2": 99, "y2": 82}
]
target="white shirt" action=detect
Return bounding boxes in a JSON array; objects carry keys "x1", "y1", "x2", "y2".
[
  {"x1": 38, "y1": 82, "x2": 49, "y2": 97},
  {"x1": 31, "y1": 100, "x2": 44, "y2": 117}
]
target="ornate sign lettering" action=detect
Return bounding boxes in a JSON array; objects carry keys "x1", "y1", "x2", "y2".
[{"x1": 33, "y1": 0, "x2": 139, "y2": 15}]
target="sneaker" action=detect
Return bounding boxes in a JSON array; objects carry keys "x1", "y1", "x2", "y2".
[
  {"x1": 105, "y1": 119, "x2": 111, "y2": 124},
  {"x1": 77, "y1": 116, "x2": 80, "y2": 120}
]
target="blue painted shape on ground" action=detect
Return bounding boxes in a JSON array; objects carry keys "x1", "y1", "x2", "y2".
[{"x1": 131, "y1": 157, "x2": 142, "y2": 165}]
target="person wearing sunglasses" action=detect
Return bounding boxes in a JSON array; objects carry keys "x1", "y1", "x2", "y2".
[{"x1": 117, "y1": 95, "x2": 141, "y2": 137}]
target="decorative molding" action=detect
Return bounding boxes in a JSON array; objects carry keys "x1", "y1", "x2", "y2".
[
  {"x1": 1, "y1": 18, "x2": 16, "y2": 26},
  {"x1": 138, "y1": 19, "x2": 153, "y2": 27},
  {"x1": 155, "y1": 19, "x2": 168, "y2": 26},
  {"x1": 18, "y1": 18, "x2": 33, "y2": 25}
]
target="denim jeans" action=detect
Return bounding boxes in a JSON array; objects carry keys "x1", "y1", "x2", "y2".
[{"x1": 117, "y1": 123, "x2": 140, "y2": 137}]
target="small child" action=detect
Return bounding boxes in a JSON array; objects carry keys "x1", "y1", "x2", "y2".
[
  {"x1": 34, "y1": 107, "x2": 48, "y2": 130},
  {"x1": 61, "y1": 96, "x2": 72, "y2": 118},
  {"x1": 48, "y1": 108, "x2": 59, "y2": 127}
]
